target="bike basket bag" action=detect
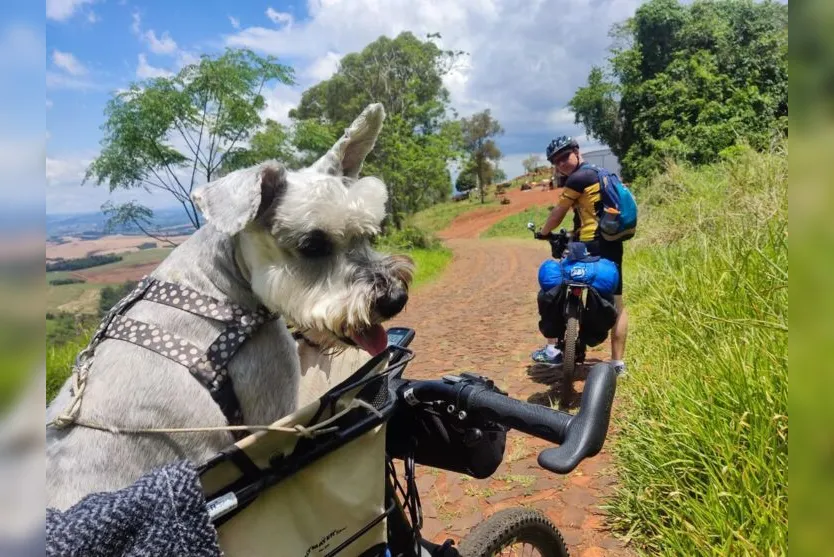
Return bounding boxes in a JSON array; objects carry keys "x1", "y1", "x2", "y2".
[
  {"x1": 537, "y1": 257, "x2": 620, "y2": 297},
  {"x1": 385, "y1": 401, "x2": 507, "y2": 479},
  {"x1": 197, "y1": 348, "x2": 402, "y2": 557},
  {"x1": 579, "y1": 162, "x2": 638, "y2": 242},
  {"x1": 537, "y1": 286, "x2": 618, "y2": 348}
]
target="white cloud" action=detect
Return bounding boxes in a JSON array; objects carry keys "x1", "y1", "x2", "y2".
[
  {"x1": 266, "y1": 7, "x2": 294, "y2": 26},
  {"x1": 229, "y1": 16, "x2": 241, "y2": 29},
  {"x1": 52, "y1": 50, "x2": 88, "y2": 76},
  {"x1": 143, "y1": 29, "x2": 178, "y2": 55},
  {"x1": 136, "y1": 53, "x2": 173, "y2": 79},
  {"x1": 131, "y1": 12, "x2": 179, "y2": 56},
  {"x1": 87, "y1": 11, "x2": 100, "y2": 23},
  {"x1": 131, "y1": 12, "x2": 142, "y2": 35},
  {"x1": 547, "y1": 107, "x2": 576, "y2": 127},
  {"x1": 47, "y1": 71, "x2": 95, "y2": 90},
  {"x1": 225, "y1": 0, "x2": 643, "y2": 143},
  {"x1": 261, "y1": 84, "x2": 301, "y2": 126},
  {"x1": 305, "y1": 52, "x2": 342, "y2": 82},
  {"x1": 46, "y1": 0, "x2": 95, "y2": 22},
  {"x1": 46, "y1": 156, "x2": 91, "y2": 187},
  {"x1": 176, "y1": 50, "x2": 200, "y2": 68}
]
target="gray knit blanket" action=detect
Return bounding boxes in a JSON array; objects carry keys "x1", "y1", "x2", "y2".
[{"x1": 46, "y1": 460, "x2": 222, "y2": 557}]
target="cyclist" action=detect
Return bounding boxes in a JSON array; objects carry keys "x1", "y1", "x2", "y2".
[{"x1": 531, "y1": 136, "x2": 628, "y2": 376}]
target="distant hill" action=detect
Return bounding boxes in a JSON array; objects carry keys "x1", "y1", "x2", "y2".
[{"x1": 46, "y1": 207, "x2": 195, "y2": 241}]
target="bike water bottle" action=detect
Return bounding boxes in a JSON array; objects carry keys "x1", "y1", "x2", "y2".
[{"x1": 600, "y1": 207, "x2": 620, "y2": 235}]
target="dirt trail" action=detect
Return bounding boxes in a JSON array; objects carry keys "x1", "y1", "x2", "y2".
[
  {"x1": 387, "y1": 188, "x2": 633, "y2": 555},
  {"x1": 437, "y1": 187, "x2": 558, "y2": 240}
]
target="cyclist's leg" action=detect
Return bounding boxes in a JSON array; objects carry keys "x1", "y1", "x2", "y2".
[
  {"x1": 600, "y1": 240, "x2": 628, "y2": 368},
  {"x1": 611, "y1": 295, "x2": 628, "y2": 361}
]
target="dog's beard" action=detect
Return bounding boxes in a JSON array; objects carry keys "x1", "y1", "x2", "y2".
[
  {"x1": 240, "y1": 228, "x2": 413, "y2": 357},
  {"x1": 250, "y1": 264, "x2": 391, "y2": 356}
]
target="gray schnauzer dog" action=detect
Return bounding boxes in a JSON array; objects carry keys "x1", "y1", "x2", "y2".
[{"x1": 46, "y1": 103, "x2": 413, "y2": 510}]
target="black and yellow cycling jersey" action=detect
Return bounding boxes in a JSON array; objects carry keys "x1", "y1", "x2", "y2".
[{"x1": 556, "y1": 164, "x2": 603, "y2": 243}]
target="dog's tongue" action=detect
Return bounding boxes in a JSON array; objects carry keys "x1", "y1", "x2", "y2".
[{"x1": 351, "y1": 325, "x2": 388, "y2": 356}]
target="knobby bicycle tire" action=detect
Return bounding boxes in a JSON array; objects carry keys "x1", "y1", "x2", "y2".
[
  {"x1": 561, "y1": 312, "x2": 579, "y2": 409},
  {"x1": 457, "y1": 507, "x2": 569, "y2": 557}
]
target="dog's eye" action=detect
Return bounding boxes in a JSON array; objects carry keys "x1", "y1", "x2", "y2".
[{"x1": 297, "y1": 230, "x2": 333, "y2": 258}]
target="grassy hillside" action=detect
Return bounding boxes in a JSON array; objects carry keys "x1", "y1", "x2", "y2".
[
  {"x1": 481, "y1": 206, "x2": 562, "y2": 239},
  {"x1": 608, "y1": 145, "x2": 787, "y2": 554},
  {"x1": 408, "y1": 196, "x2": 499, "y2": 233}
]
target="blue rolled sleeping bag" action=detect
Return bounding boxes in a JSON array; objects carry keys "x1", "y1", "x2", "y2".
[{"x1": 537, "y1": 257, "x2": 620, "y2": 296}]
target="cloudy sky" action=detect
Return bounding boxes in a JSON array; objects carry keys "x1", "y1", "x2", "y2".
[{"x1": 40, "y1": 0, "x2": 649, "y2": 215}]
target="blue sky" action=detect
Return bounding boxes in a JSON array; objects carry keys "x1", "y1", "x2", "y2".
[{"x1": 41, "y1": 0, "x2": 654, "y2": 215}]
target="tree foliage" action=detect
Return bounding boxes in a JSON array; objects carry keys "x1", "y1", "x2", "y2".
[
  {"x1": 455, "y1": 160, "x2": 478, "y2": 192},
  {"x1": 569, "y1": 0, "x2": 788, "y2": 180},
  {"x1": 84, "y1": 48, "x2": 295, "y2": 234},
  {"x1": 522, "y1": 154, "x2": 543, "y2": 174},
  {"x1": 287, "y1": 32, "x2": 467, "y2": 228},
  {"x1": 460, "y1": 109, "x2": 504, "y2": 203}
]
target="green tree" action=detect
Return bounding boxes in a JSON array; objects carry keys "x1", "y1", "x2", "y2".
[
  {"x1": 460, "y1": 109, "x2": 504, "y2": 203},
  {"x1": 568, "y1": 0, "x2": 787, "y2": 180},
  {"x1": 98, "y1": 280, "x2": 138, "y2": 318},
  {"x1": 522, "y1": 154, "x2": 542, "y2": 174},
  {"x1": 455, "y1": 160, "x2": 478, "y2": 192},
  {"x1": 84, "y1": 48, "x2": 295, "y2": 234},
  {"x1": 288, "y1": 32, "x2": 466, "y2": 228},
  {"x1": 218, "y1": 119, "x2": 294, "y2": 176},
  {"x1": 492, "y1": 167, "x2": 507, "y2": 184}
]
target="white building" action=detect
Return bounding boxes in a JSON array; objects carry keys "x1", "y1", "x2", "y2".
[{"x1": 582, "y1": 147, "x2": 622, "y2": 177}]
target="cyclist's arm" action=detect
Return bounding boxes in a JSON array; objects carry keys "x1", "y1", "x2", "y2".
[
  {"x1": 541, "y1": 203, "x2": 570, "y2": 236},
  {"x1": 541, "y1": 187, "x2": 581, "y2": 235}
]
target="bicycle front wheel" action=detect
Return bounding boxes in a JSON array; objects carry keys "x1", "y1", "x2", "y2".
[
  {"x1": 560, "y1": 311, "x2": 579, "y2": 409},
  {"x1": 457, "y1": 508, "x2": 569, "y2": 557}
]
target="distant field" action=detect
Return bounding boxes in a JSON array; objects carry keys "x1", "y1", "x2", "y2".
[
  {"x1": 46, "y1": 246, "x2": 174, "y2": 314},
  {"x1": 46, "y1": 234, "x2": 190, "y2": 260},
  {"x1": 49, "y1": 283, "x2": 105, "y2": 314}
]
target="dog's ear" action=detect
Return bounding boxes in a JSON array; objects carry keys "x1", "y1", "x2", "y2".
[
  {"x1": 310, "y1": 103, "x2": 385, "y2": 179},
  {"x1": 192, "y1": 162, "x2": 286, "y2": 235}
]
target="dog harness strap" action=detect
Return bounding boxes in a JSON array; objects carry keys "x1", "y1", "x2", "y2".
[
  {"x1": 96, "y1": 275, "x2": 275, "y2": 439},
  {"x1": 140, "y1": 279, "x2": 253, "y2": 323},
  {"x1": 87, "y1": 278, "x2": 154, "y2": 351},
  {"x1": 104, "y1": 315, "x2": 207, "y2": 368}
]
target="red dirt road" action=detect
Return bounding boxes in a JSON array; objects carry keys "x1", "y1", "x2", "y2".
[{"x1": 387, "y1": 187, "x2": 633, "y2": 555}]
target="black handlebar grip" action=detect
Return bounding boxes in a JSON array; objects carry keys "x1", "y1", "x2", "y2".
[
  {"x1": 537, "y1": 363, "x2": 618, "y2": 474},
  {"x1": 465, "y1": 388, "x2": 572, "y2": 445}
]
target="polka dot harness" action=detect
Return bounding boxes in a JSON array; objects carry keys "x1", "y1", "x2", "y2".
[{"x1": 84, "y1": 276, "x2": 274, "y2": 438}]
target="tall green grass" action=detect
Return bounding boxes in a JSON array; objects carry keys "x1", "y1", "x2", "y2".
[
  {"x1": 608, "y1": 144, "x2": 787, "y2": 554},
  {"x1": 46, "y1": 329, "x2": 92, "y2": 403},
  {"x1": 408, "y1": 247, "x2": 453, "y2": 288}
]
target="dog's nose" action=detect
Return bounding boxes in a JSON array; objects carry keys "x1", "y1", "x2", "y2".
[{"x1": 375, "y1": 288, "x2": 408, "y2": 319}]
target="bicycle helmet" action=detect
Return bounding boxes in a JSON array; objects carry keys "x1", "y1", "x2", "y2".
[{"x1": 545, "y1": 135, "x2": 579, "y2": 162}]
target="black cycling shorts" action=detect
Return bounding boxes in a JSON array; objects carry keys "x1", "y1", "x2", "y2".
[{"x1": 585, "y1": 240, "x2": 623, "y2": 296}]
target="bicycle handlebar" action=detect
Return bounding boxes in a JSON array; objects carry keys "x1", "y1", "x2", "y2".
[{"x1": 392, "y1": 363, "x2": 617, "y2": 474}]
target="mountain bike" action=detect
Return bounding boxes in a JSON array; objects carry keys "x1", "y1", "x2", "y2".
[{"x1": 527, "y1": 224, "x2": 590, "y2": 408}]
